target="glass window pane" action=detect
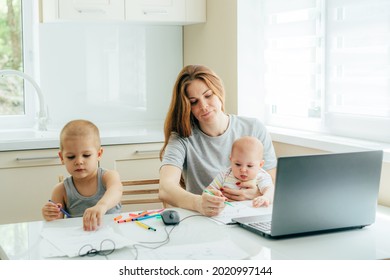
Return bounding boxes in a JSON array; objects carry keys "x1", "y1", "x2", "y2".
[
  {"x1": 262, "y1": 0, "x2": 322, "y2": 120},
  {"x1": 0, "y1": 0, "x2": 24, "y2": 116}
]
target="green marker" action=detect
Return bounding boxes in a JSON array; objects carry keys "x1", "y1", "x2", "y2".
[{"x1": 203, "y1": 189, "x2": 234, "y2": 207}]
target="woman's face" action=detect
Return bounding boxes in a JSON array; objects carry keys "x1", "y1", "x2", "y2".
[{"x1": 186, "y1": 79, "x2": 223, "y2": 124}]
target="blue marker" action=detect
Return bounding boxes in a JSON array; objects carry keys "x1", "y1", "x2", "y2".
[
  {"x1": 48, "y1": 199, "x2": 71, "y2": 218},
  {"x1": 134, "y1": 213, "x2": 161, "y2": 221}
]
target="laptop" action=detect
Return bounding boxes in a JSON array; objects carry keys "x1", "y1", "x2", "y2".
[{"x1": 232, "y1": 150, "x2": 383, "y2": 238}]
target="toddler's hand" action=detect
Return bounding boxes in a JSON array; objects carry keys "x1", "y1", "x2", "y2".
[
  {"x1": 252, "y1": 196, "x2": 270, "y2": 208},
  {"x1": 83, "y1": 205, "x2": 106, "y2": 231},
  {"x1": 42, "y1": 202, "x2": 62, "y2": 221}
]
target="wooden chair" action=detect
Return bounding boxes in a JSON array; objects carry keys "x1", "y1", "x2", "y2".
[{"x1": 121, "y1": 179, "x2": 166, "y2": 211}]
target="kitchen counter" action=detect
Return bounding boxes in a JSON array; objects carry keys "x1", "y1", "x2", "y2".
[{"x1": 0, "y1": 123, "x2": 164, "y2": 151}]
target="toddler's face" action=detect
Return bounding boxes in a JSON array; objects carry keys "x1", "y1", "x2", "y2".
[
  {"x1": 230, "y1": 149, "x2": 264, "y2": 182},
  {"x1": 59, "y1": 135, "x2": 102, "y2": 179}
]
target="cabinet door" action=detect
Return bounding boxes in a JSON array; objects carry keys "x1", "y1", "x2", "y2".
[
  {"x1": 125, "y1": 0, "x2": 186, "y2": 23},
  {"x1": 100, "y1": 143, "x2": 163, "y2": 180},
  {"x1": 0, "y1": 150, "x2": 65, "y2": 224},
  {"x1": 58, "y1": 0, "x2": 125, "y2": 21}
]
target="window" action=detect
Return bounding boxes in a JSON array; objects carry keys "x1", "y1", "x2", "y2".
[
  {"x1": 238, "y1": 0, "x2": 390, "y2": 143},
  {"x1": 0, "y1": 0, "x2": 23, "y2": 115},
  {"x1": 0, "y1": 0, "x2": 37, "y2": 129}
]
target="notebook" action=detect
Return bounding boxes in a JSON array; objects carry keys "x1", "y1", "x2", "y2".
[{"x1": 232, "y1": 150, "x2": 383, "y2": 238}]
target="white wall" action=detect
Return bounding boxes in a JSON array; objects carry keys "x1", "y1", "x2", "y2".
[
  {"x1": 39, "y1": 23, "x2": 182, "y2": 129},
  {"x1": 183, "y1": 0, "x2": 237, "y2": 115}
]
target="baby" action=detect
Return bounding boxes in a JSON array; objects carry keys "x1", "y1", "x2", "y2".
[{"x1": 209, "y1": 136, "x2": 274, "y2": 207}]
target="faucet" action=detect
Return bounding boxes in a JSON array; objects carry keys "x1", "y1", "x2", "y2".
[{"x1": 0, "y1": 69, "x2": 48, "y2": 131}]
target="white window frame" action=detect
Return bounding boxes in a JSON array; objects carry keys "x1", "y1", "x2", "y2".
[{"x1": 0, "y1": 0, "x2": 38, "y2": 130}]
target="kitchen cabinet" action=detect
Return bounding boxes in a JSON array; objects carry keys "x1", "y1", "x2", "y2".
[
  {"x1": 40, "y1": 0, "x2": 206, "y2": 24},
  {"x1": 125, "y1": 0, "x2": 206, "y2": 24},
  {"x1": 0, "y1": 142, "x2": 163, "y2": 224},
  {"x1": 57, "y1": 0, "x2": 125, "y2": 21},
  {"x1": 100, "y1": 142, "x2": 163, "y2": 181},
  {"x1": 0, "y1": 149, "x2": 64, "y2": 224},
  {"x1": 40, "y1": 0, "x2": 125, "y2": 21}
]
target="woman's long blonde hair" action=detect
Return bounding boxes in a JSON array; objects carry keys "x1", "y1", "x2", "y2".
[{"x1": 160, "y1": 65, "x2": 226, "y2": 160}]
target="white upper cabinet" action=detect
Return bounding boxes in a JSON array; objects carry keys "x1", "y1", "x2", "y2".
[
  {"x1": 58, "y1": 0, "x2": 125, "y2": 21},
  {"x1": 41, "y1": 0, "x2": 206, "y2": 25},
  {"x1": 125, "y1": 0, "x2": 206, "y2": 24}
]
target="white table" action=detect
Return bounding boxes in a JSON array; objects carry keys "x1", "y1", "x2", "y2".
[{"x1": 1, "y1": 206, "x2": 390, "y2": 260}]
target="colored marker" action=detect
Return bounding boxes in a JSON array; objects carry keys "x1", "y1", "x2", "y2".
[
  {"x1": 131, "y1": 210, "x2": 158, "y2": 221},
  {"x1": 135, "y1": 221, "x2": 156, "y2": 231},
  {"x1": 129, "y1": 210, "x2": 149, "y2": 220},
  {"x1": 48, "y1": 199, "x2": 72, "y2": 218},
  {"x1": 203, "y1": 189, "x2": 234, "y2": 207},
  {"x1": 113, "y1": 215, "x2": 122, "y2": 221},
  {"x1": 117, "y1": 217, "x2": 132, "y2": 223},
  {"x1": 134, "y1": 213, "x2": 161, "y2": 221},
  {"x1": 146, "y1": 209, "x2": 164, "y2": 215}
]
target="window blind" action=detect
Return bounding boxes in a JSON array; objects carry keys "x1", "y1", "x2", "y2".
[{"x1": 260, "y1": 0, "x2": 390, "y2": 142}]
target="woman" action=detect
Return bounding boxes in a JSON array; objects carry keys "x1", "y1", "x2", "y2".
[{"x1": 159, "y1": 65, "x2": 277, "y2": 216}]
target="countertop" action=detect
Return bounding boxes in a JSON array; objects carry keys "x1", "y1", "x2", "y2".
[{"x1": 0, "y1": 123, "x2": 164, "y2": 151}]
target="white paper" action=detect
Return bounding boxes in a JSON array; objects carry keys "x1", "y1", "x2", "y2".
[
  {"x1": 40, "y1": 225, "x2": 133, "y2": 258},
  {"x1": 210, "y1": 200, "x2": 272, "y2": 224}
]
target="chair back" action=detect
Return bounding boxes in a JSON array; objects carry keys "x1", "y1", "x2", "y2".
[{"x1": 121, "y1": 179, "x2": 166, "y2": 211}]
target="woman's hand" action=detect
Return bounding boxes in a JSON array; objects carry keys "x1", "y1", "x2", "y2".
[
  {"x1": 198, "y1": 188, "x2": 226, "y2": 217},
  {"x1": 221, "y1": 180, "x2": 261, "y2": 201}
]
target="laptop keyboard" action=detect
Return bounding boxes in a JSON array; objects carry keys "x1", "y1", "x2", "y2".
[{"x1": 249, "y1": 221, "x2": 272, "y2": 232}]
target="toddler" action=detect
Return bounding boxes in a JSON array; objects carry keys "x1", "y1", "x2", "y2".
[{"x1": 42, "y1": 119, "x2": 123, "y2": 231}]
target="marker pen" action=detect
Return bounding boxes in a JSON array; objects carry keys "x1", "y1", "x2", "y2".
[{"x1": 48, "y1": 199, "x2": 72, "y2": 218}]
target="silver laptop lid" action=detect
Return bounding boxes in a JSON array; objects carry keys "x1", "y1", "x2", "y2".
[{"x1": 269, "y1": 150, "x2": 383, "y2": 237}]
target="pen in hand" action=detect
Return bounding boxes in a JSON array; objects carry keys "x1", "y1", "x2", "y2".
[
  {"x1": 203, "y1": 189, "x2": 234, "y2": 207},
  {"x1": 48, "y1": 199, "x2": 72, "y2": 218}
]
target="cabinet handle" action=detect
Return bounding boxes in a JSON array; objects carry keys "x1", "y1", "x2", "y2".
[
  {"x1": 16, "y1": 156, "x2": 59, "y2": 161},
  {"x1": 143, "y1": 9, "x2": 168, "y2": 15},
  {"x1": 76, "y1": 8, "x2": 106, "y2": 14},
  {"x1": 134, "y1": 149, "x2": 160, "y2": 155}
]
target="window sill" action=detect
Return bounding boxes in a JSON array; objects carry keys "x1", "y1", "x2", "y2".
[{"x1": 268, "y1": 126, "x2": 390, "y2": 163}]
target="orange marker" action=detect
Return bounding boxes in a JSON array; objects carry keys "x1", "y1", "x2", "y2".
[
  {"x1": 130, "y1": 210, "x2": 149, "y2": 221},
  {"x1": 117, "y1": 217, "x2": 132, "y2": 223},
  {"x1": 114, "y1": 215, "x2": 122, "y2": 221}
]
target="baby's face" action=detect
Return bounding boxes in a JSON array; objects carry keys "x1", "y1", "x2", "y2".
[{"x1": 230, "y1": 149, "x2": 264, "y2": 182}]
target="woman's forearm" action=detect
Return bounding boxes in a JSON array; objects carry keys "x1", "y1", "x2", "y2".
[{"x1": 159, "y1": 165, "x2": 202, "y2": 212}]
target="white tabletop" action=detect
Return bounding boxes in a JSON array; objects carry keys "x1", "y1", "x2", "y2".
[{"x1": 1, "y1": 206, "x2": 390, "y2": 260}]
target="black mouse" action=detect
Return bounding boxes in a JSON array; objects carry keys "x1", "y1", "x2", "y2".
[{"x1": 161, "y1": 210, "x2": 180, "y2": 225}]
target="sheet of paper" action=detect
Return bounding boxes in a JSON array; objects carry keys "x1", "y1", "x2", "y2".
[
  {"x1": 40, "y1": 225, "x2": 133, "y2": 258},
  {"x1": 138, "y1": 238, "x2": 249, "y2": 260},
  {"x1": 210, "y1": 200, "x2": 272, "y2": 224}
]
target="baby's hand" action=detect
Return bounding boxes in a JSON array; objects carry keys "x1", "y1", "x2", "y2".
[{"x1": 252, "y1": 196, "x2": 270, "y2": 208}]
